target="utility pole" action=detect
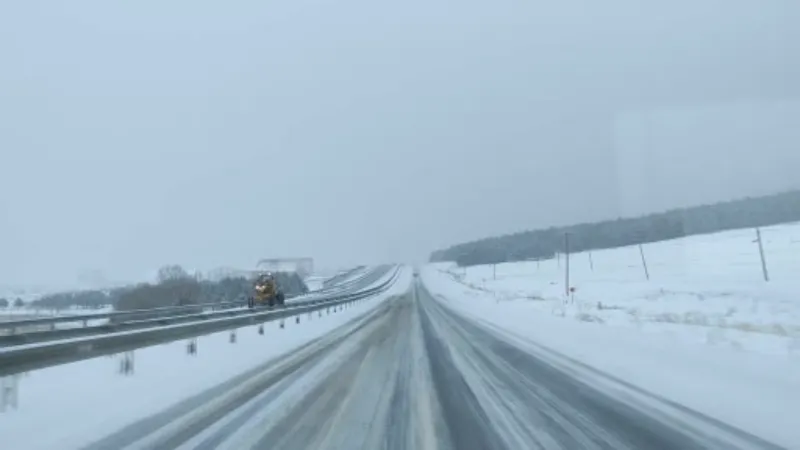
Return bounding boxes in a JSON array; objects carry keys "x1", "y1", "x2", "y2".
[
  {"x1": 638, "y1": 244, "x2": 650, "y2": 281},
  {"x1": 755, "y1": 227, "x2": 770, "y2": 282},
  {"x1": 564, "y1": 233, "x2": 571, "y2": 296}
]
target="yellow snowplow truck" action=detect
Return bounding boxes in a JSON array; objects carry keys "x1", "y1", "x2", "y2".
[{"x1": 248, "y1": 273, "x2": 286, "y2": 308}]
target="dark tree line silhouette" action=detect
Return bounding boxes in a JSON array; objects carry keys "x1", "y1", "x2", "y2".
[
  {"x1": 0, "y1": 298, "x2": 24, "y2": 308},
  {"x1": 430, "y1": 189, "x2": 800, "y2": 267},
  {"x1": 28, "y1": 265, "x2": 309, "y2": 311}
]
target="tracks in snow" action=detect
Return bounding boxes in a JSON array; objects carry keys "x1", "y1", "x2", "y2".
[{"x1": 83, "y1": 282, "x2": 786, "y2": 450}]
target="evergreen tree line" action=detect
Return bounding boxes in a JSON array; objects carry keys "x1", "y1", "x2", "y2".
[{"x1": 429, "y1": 189, "x2": 800, "y2": 267}]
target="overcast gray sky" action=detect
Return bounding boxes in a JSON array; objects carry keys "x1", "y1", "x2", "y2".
[{"x1": 1, "y1": 0, "x2": 799, "y2": 289}]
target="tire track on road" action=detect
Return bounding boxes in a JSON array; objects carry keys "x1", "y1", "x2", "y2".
[
  {"x1": 420, "y1": 284, "x2": 787, "y2": 450},
  {"x1": 85, "y1": 276, "x2": 784, "y2": 450}
]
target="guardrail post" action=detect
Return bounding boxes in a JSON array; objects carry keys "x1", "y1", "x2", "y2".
[
  {"x1": 187, "y1": 338, "x2": 198, "y2": 355},
  {"x1": 229, "y1": 330, "x2": 237, "y2": 343},
  {"x1": 258, "y1": 324, "x2": 264, "y2": 335},
  {"x1": 119, "y1": 351, "x2": 135, "y2": 376},
  {"x1": 0, "y1": 375, "x2": 20, "y2": 412}
]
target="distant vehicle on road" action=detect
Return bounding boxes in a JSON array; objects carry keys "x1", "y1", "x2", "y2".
[{"x1": 248, "y1": 272, "x2": 285, "y2": 308}]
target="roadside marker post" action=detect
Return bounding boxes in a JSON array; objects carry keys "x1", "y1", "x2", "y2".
[{"x1": 755, "y1": 227, "x2": 770, "y2": 282}]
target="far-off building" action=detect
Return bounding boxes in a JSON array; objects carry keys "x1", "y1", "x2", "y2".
[{"x1": 256, "y1": 258, "x2": 314, "y2": 279}]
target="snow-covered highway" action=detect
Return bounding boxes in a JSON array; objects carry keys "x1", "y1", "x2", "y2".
[{"x1": 57, "y1": 273, "x2": 784, "y2": 450}]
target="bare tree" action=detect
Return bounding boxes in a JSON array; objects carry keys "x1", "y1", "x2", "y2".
[
  {"x1": 157, "y1": 265, "x2": 190, "y2": 283},
  {"x1": 116, "y1": 278, "x2": 203, "y2": 312}
]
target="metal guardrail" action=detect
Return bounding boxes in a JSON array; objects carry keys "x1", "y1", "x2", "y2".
[
  {"x1": 0, "y1": 301, "x2": 247, "y2": 334},
  {"x1": 0, "y1": 266, "x2": 401, "y2": 377},
  {"x1": 0, "y1": 306, "x2": 265, "y2": 347},
  {"x1": 0, "y1": 266, "x2": 392, "y2": 347},
  {"x1": 0, "y1": 266, "x2": 385, "y2": 334}
]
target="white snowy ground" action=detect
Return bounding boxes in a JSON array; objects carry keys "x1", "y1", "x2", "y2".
[
  {"x1": 436, "y1": 222, "x2": 800, "y2": 356},
  {"x1": 0, "y1": 267, "x2": 412, "y2": 450},
  {"x1": 303, "y1": 275, "x2": 327, "y2": 292},
  {"x1": 322, "y1": 266, "x2": 369, "y2": 288},
  {"x1": 422, "y1": 222, "x2": 800, "y2": 448}
]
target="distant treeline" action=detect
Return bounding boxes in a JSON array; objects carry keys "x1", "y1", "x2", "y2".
[
  {"x1": 0, "y1": 298, "x2": 25, "y2": 308},
  {"x1": 430, "y1": 189, "x2": 800, "y2": 267},
  {"x1": 29, "y1": 265, "x2": 309, "y2": 311}
]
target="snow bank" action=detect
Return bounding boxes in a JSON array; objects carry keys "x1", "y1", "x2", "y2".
[
  {"x1": 0, "y1": 267, "x2": 412, "y2": 450},
  {"x1": 304, "y1": 276, "x2": 327, "y2": 292}
]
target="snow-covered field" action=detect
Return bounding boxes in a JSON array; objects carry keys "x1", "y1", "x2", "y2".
[
  {"x1": 304, "y1": 268, "x2": 365, "y2": 292},
  {"x1": 434, "y1": 222, "x2": 800, "y2": 357},
  {"x1": 0, "y1": 267, "x2": 412, "y2": 450},
  {"x1": 322, "y1": 266, "x2": 368, "y2": 289},
  {"x1": 304, "y1": 275, "x2": 327, "y2": 292},
  {"x1": 422, "y1": 223, "x2": 800, "y2": 447}
]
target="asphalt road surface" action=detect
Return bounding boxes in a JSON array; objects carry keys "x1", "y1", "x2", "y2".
[{"x1": 84, "y1": 282, "x2": 785, "y2": 450}]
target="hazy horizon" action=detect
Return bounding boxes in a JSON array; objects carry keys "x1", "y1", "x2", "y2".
[{"x1": 2, "y1": 1, "x2": 799, "y2": 290}]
